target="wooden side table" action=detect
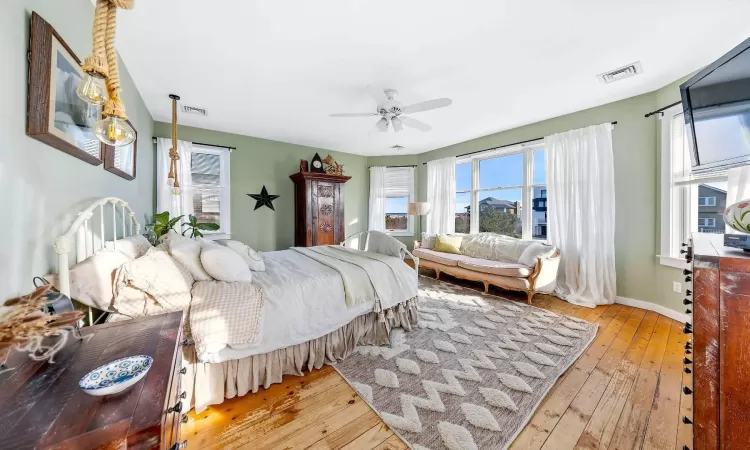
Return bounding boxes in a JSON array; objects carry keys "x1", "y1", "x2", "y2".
[{"x1": 0, "y1": 311, "x2": 186, "y2": 449}]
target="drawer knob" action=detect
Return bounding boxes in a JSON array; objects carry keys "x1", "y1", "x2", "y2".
[
  {"x1": 685, "y1": 349, "x2": 691, "y2": 354},
  {"x1": 168, "y1": 401, "x2": 183, "y2": 414},
  {"x1": 683, "y1": 386, "x2": 693, "y2": 395},
  {"x1": 685, "y1": 341, "x2": 692, "y2": 350},
  {"x1": 169, "y1": 441, "x2": 188, "y2": 450},
  {"x1": 180, "y1": 367, "x2": 187, "y2": 375},
  {"x1": 685, "y1": 308, "x2": 691, "y2": 314},
  {"x1": 686, "y1": 289, "x2": 692, "y2": 296},
  {"x1": 180, "y1": 391, "x2": 187, "y2": 399},
  {"x1": 181, "y1": 414, "x2": 189, "y2": 424},
  {"x1": 683, "y1": 269, "x2": 692, "y2": 276},
  {"x1": 683, "y1": 446, "x2": 690, "y2": 450},
  {"x1": 684, "y1": 275, "x2": 692, "y2": 282},
  {"x1": 684, "y1": 367, "x2": 692, "y2": 374},
  {"x1": 683, "y1": 416, "x2": 692, "y2": 424},
  {"x1": 683, "y1": 357, "x2": 692, "y2": 365},
  {"x1": 683, "y1": 327, "x2": 692, "y2": 334},
  {"x1": 684, "y1": 321, "x2": 692, "y2": 329},
  {"x1": 683, "y1": 298, "x2": 692, "y2": 305}
]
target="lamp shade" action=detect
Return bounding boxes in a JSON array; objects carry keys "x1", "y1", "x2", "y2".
[{"x1": 408, "y1": 202, "x2": 431, "y2": 216}]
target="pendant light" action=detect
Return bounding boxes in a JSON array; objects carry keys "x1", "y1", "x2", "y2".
[
  {"x1": 78, "y1": 0, "x2": 136, "y2": 147},
  {"x1": 168, "y1": 94, "x2": 181, "y2": 196}
]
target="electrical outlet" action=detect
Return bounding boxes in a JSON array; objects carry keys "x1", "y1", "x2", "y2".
[{"x1": 673, "y1": 281, "x2": 682, "y2": 293}]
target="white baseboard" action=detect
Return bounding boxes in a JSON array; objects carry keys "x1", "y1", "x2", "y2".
[{"x1": 615, "y1": 296, "x2": 689, "y2": 324}]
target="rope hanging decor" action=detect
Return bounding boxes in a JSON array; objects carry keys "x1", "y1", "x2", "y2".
[
  {"x1": 79, "y1": 0, "x2": 136, "y2": 147},
  {"x1": 168, "y1": 94, "x2": 181, "y2": 195}
]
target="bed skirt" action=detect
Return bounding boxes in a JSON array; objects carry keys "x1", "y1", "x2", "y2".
[{"x1": 181, "y1": 298, "x2": 419, "y2": 413}]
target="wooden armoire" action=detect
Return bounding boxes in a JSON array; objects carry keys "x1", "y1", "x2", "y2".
[{"x1": 289, "y1": 171, "x2": 351, "y2": 247}]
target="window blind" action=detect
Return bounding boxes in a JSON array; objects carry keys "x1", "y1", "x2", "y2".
[{"x1": 385, "y1": 167, "x2": 414, "y2": 198}]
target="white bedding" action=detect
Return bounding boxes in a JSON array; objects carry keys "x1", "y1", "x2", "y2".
[{"x1": 202, "y1": 248, "x2": 412, "y2": 363}]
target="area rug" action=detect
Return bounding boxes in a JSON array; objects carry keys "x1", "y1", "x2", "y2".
[{"x1": 333, "y1": 276, "x2": 598, "y2": 450}]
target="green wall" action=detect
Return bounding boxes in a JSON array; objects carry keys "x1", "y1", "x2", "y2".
[
  {"x1": 368, "y1": 82, "x2": 693, "y2": 314},
  {"x1": 153, "y1": 123, "x2": 369, "y2": 252},
  {"x1": 0, "y1": 0, "x2": 154, "y2": 301}
]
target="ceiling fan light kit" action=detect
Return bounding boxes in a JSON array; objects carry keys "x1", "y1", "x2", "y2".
[{"x1": 330, "y1": 87, "x2": 452, "y2": 134}]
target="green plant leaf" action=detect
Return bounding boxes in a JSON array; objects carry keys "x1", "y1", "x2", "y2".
[
  {"x1": 196, "y1": 222, "x2": 220, "y2": 231},
  {"x1": 189, "y1": 214, "x2": 198, "y2": 224},
  {"x1": 153, "y1": 211, "x2": 170, "y2": 224},
  {"x1": 194, "y1": 230, "x2": 203, "y2": 238}
]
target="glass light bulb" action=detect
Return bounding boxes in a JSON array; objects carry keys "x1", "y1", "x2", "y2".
[
  {"x1": 171, "y1": 186, "x2": 181, "y2": 195},
  {"x1": 76, "y1": 73, "x2": 108, "y2": 105},
  {"x1": 93, "y1": 116, "x2": 136, "y2": 147}
]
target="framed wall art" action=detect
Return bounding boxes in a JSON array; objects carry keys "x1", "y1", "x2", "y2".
[
  {"x1": 103, "y1": 120, "x2": 137, "y2": 180},
  {"x1": 27, "y1": 12, "x2": 104, "y2": 166}
]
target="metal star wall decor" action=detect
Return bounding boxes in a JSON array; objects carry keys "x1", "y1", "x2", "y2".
[{"x1": 248, "y1": 186, "x2": 280, "y2": 211}]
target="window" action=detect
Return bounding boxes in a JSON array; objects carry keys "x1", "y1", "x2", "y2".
[
  {"x1": 698, "y1": 197, "x2": 716, "y2": 206},
  {"x1": 384, "y1": 167, "x2": 414, "y2": 235},
  {"x1": 190, "y1": 144, "x2": 231, "y2": 236},
  {"x1": 660, "y1": 105, "x2": 728, "y2": 267},
  {"x1": 455, "y1": 142, "x2": 547, "y2": 240}
]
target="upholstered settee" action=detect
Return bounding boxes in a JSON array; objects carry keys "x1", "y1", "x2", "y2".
[{"x1": 413, "y1": 233, "x2": 561, "y2": 304}]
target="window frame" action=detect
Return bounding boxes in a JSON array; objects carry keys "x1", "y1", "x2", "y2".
[
  {"x1": 659, "y1": 105, "x2": 727, "y2": 268},
  {"x1": 456, "y1": 140, "x2": 546, "y2": 240},
  {"x1": 383, "y1": 167, "x2": 415, "y2": 237},
  {"x1": 698, "y1": 196, "x2": 716, "y2": 206},
  {"x1": 190, "y1": 144, "x2": 232, "y2": 239},
  {"x1": 697, "y1": 217, "x2": 716, "y2": 227}
]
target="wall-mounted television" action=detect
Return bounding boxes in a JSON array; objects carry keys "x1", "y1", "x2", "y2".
[{"x1": 681, "y1": 37, "x2": 750, "y2": 174}]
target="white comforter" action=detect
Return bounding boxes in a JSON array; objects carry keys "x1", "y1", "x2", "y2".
[{"x1": 201, "y1": 248, "x2": 416, "y2": 363}]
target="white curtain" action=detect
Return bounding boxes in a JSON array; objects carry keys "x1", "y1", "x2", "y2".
[
  {"x1": 545, "y1": 123, "x2": 616, "y2": 307},
  {"x1": 368, "y1": 167, "x2": 387, "y2": 232},
  {"x1": 426, "y1": 156, "x2": 456, "y2": 234},
  {"x1": 727, "y1": 166, "x2": 750, "y2": 205},
  {"x1": 156, "y1": 137, "x2": 194, "y2": 220}
]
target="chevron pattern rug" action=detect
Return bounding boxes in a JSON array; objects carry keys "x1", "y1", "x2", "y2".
[{"x1": 334, "y1": 276, "x2": 598, "y2": 450}]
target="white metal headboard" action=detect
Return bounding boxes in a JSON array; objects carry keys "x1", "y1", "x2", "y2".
[{"x1": 54, "y1": 197, "x2": 142, "y2": 299}]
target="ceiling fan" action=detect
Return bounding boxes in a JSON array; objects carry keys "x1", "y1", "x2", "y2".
[{"x1": 329, "y1": 87, "x2": 452, "y2": 134}]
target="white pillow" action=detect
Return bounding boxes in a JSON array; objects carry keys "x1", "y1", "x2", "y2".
[
  {"x1": 168, "y1": 234, "x2": 213, "y2": 281},
  {"x1": 421, "y1": 232, "x2": 437, "y2": 250},
  {"x1": 104, "y1": 234, "x2": 152, "y2": 259},
  {"x1": 46, "y1": 250, "x2": 132, "y2": 311},
  {"x1": 214, "y1": 240, "x2": 265, "y2": 272},
  {"x1": 519, "y1": 242, "x2": 557, "y2": 267},
  {"x1": 200, "y1": 242, "x2": 253, "y2": 282}
]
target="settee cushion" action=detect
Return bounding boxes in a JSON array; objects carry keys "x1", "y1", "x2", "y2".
[
  {"x1": 457, "y1": 258, "x2": 533, "y2": 278},
  {"x1": 413, "y1": 248, "x2": 470, "y2": 267}
]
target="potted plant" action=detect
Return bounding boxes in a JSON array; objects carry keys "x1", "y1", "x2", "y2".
[
  {"x1": 151, "y1": 211, "x2": 184, "y2": 240},
  {"x1": 182, "y1": 215, "x2": 220, "y2": 238}
]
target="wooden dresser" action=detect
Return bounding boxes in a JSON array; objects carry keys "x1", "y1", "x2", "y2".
[
  {"x1": 290, "y1": 171, "x2": 351, "y2": 247},
  {"x1": 686, "y1": 233, "x2": 750, "y2": 450},
  {"x1": 0, "y1": 311, "x2": 187, "y2": 450}
]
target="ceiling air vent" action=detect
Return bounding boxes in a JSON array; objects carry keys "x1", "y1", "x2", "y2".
[
  {"x1": 181, "y1": 105, "x2": 208, "y2": 116},
  {"x1": 598, "y1": 62, "x2": 643, "y2": 84},
  {"x1": 389, "y1": 145, "x2": 405, "y2": 151}
]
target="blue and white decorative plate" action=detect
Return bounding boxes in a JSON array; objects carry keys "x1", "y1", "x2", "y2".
[{"x1": 79, "y1": 355, "x2": 153, "y2": 396}]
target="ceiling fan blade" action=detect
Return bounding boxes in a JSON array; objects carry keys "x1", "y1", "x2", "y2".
[
  {"x1": 403, "y1": 98, "x2": 452, "y2": 114},
  {"x1": 391, "y1": 116, "x2": 404, "y2": 132},
  {"x1": 329, "y1": 112, "x2": 378, "y2": 117},
  {"x1": 401, "y1": 116, "x2": 432, "y2": 132},
  {"x1": 367, "y1": 86, "x2": 390, "y2": 106},
  {"x1": 368, "y1": 117, "x2": 390, "y2": 135}
]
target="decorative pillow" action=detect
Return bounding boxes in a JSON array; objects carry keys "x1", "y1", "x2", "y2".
[
  {"x1": 433, "y1": 235, "x2": 463, "y2": 255},
  {"x1": 104, "y1": 234, "x2": 152, "y2": 259},
  {"x1": 421, "y1": 232, "x2": 437, "y2": 250},
  {"x1": 200, "y1": 242, "x2": 254, "y2": 282},
  {"x1": 168, "y1": 234, "x2": 214, "y2": 281},
  {"x1": 46, "y1": 250, "x2": 132, "y2": 311},
  {"x1": 214, "y1": 240, "x2": 265, "y2": 272},
  {"x1": 112, "y1": 247, "x2": 194, "y2": 318},
  {"x1": 519, "y1": 242, "x2": 557, "y2": 267}
]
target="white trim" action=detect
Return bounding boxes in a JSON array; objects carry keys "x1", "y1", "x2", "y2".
[
  {"x1": 616, "y1": 296, "x2": 689, "y2": 324},
  {"x1": 658, "y1": 255, "x2": 689, "y2": 270}
]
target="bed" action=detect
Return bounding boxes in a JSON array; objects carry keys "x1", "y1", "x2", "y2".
[{"x1": 52, "y1": 198, "x2": 420, "y2": 412}]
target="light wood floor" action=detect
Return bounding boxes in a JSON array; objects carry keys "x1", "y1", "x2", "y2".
[{"x1": 182, "y1": 274, "x2": 691, "y2": 450}]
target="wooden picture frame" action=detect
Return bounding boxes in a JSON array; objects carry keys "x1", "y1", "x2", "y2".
[
  {"x1": 103, "y1": 120, "x2": 137, "y2": 180},
  {"x1": 27, "y1": 12, "x2": 104, "y2": 166}
]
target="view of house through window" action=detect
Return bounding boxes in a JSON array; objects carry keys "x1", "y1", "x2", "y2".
[
  {"x1": 455, "y1": 144, "x2": 547, "y2": 240},
  {"x1": 190, "y1": 144, "x2": 231, "y2": 234}
]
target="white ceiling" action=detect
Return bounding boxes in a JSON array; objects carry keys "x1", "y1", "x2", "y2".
[{"x1": 116, "y1": 0, "x2": 750, "y2": 156}]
